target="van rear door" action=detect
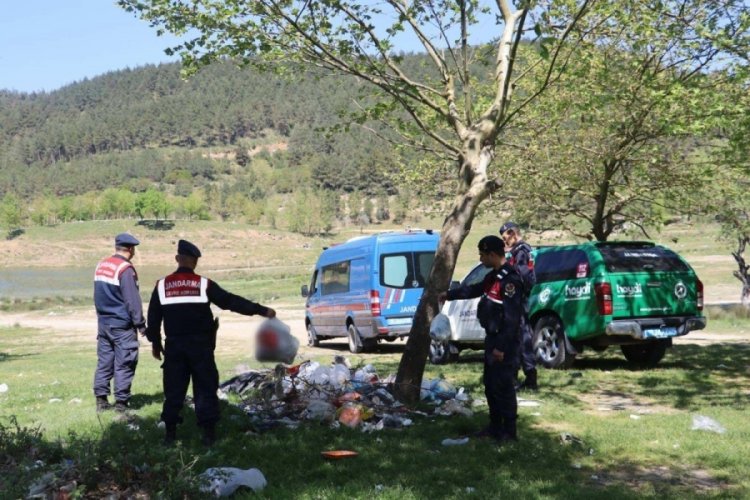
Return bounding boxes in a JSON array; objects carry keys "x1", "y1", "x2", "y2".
[
  {"x1": 377, "y1": 250, "x2": 435, "y2": 325},
  {"x1": 597, "y1": 244, "x2": 700, "y2": 320}
]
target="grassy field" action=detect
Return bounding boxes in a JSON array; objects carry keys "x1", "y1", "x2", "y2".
[
  {"x1": 1, "y1": 322, "x2": 749, "y2": 498},
  {"x1": 1, "y1": 217, "x2": 749, "y2": 497}
]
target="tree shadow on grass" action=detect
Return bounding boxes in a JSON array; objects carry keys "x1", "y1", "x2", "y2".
[
  {"x1": 136, "y1": 219, "x2": 175, "y2": 231},
  {"x1": 82, "y1": 398, "x2": 646, "y2": 499},
  {"x1": 571, "y1": 343, "x2": 750, "y2": 411},
  {"x1": 0, "y1": 351, "x2": 35, "y2": 364}
]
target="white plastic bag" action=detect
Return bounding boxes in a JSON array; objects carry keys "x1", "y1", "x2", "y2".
[
  {"x1": 691, "y1": 415, "x2": 726, "y2": 434},
  {"x1": 429, "y1": 313, "x2": 452, "y2": 342},
  {"x1": 198, "y1": 467, "x2": 267, "y2": 496},
  {"x1": 255, "y1": 318, "x2": 299, "y2": 364}
]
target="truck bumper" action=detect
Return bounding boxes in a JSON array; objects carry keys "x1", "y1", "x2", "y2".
[{"x1": 605, "y1": 316, "x2": 707, "y2": 339}]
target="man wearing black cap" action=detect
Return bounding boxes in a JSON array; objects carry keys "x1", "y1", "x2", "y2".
[
  {"x1": 145, "y1": 239, "x2": 276, "y2": 446},
  {"x1": 93, "y1": 232, "x2": 146, "y2": 413},
  {"x1": 438, "y1": 235, "x2": 524, "y2": 442},
  {"x1": 499, "y1": 221, "x2": 538, "y2": 391}
]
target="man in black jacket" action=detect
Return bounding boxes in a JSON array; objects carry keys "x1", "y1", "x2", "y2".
[
  {"x1": 145, "y1": 239, "x2": 276, "y2": 446},
  {"x1": 439, "y1": 235, "x2": 524, "y2": 442},
  {"x1": 500, "y1": 221, "x2": 539, "y2": 391}
]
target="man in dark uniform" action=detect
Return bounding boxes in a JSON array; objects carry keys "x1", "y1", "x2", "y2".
[
  {"x1": 93, "y1": 232, "x2": 145, "y2": 413},
  {"x1": 439, "y1": 235, "x2": 524, "y2": 442},
  {"x1": 145, "y1": 240, "x2": 276, "y2": 446},
  {"x1": 500, "y1": 221, "x2": 538, "y2": 391}
]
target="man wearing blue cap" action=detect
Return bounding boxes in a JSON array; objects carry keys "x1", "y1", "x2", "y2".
[
  {"x1": 93, "y1": 232, "x2": 146, "y2": 413},
  {"x1": 145, "y1": 239, "x2": 276, "y2": 446},
  {"x1": 499, "y1": 221, "x2": 538, "y2": 391}
]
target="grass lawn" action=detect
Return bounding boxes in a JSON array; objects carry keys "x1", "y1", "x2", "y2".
[{"x1": 1, "y1": 323, "x2": 749, "y2": 499}]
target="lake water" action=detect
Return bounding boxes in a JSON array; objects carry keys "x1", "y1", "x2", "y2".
[{"x1": 0, "y1": 265, "x2": 174, "y2": 300}]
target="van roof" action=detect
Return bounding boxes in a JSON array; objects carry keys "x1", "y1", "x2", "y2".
[{"x1": 317, "y1": 230, "x2": 439, "y2": 264}]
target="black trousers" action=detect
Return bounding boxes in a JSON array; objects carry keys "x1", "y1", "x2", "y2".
[
  {"x1": 518, "y1": 314, "x2": 537, "y2": 372},
  {"x1": 483, "y1": 336, "x2": 518, "y2": 434},
  {"x1": 161, "y1": 335, "x2": 219, "y2": 428}
]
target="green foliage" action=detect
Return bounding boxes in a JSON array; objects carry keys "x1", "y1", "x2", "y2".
[
  {"x1": 284, "y1": 189, "x2": 336, "y2": 236},
  {"x1": 499, "y1": 1, "x2": 749, "y2": 241},
  {"x1": 0, "y1": 193, "x2": 23, "y2": 237},
  {"x1": 135, "y1": 188, "x2": 169, "y2": 220}
]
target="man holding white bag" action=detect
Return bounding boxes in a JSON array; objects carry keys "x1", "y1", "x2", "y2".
[{"x1": 145, "y1": 239, "x2": 276, "y2": 446}]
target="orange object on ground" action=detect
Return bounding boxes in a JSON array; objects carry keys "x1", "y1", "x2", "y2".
[{"x1": 321, "y1": 450, "x2": 358, "y2": 459}]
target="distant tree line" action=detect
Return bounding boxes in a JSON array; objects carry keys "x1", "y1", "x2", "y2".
[{"x1": 0, "y1": 60, "x2": 409, "y2": 199}]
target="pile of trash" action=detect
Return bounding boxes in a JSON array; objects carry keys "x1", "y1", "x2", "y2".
[{"x1": 218, "y1": 355, "x2": 475, "y2": 432}]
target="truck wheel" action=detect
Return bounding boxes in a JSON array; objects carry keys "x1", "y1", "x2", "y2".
[
  {"x1": 306, "y1": 323, "x2": 320, "y2": 347},
  {"x1": 347, "y1": 323, "x2": 363, "y2": 354},
  {"x1": 533, "y1": 316, "x2": 575, "y2": 369},
  {"x1": 429, "y1": 340, "x2": 458, "y2": 364},
  {"x1": 621, "y1": 341, "x2": 668, "y2": 367}
]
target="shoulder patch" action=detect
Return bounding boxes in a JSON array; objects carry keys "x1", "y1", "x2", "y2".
[{"x1": 504, "y1": 282, "x2": 516, "y2": 297}]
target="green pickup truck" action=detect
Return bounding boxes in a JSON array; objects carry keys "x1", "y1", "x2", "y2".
[{"x1": 431, "y1": 241, "x2": 706, "y2": 368}]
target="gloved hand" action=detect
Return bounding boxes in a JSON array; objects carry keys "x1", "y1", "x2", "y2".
[{"x1": 152, "y1": 342, "x2": 164, "y2": 361}]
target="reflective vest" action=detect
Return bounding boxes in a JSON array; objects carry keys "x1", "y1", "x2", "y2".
[
  {"x1": 94, "y1": 255, "x2": 137, "y2": 327},
  {"x1": 157, "y1": 273, "x2": 210, "y2": 305}
]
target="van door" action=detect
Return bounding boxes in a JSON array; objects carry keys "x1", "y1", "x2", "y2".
[
  {"x1": 378, "y1": 250, "x2": 435, "y2": 324},
  {"x1": 313, "y1": 260, "x2": 352, "y2": 337}
]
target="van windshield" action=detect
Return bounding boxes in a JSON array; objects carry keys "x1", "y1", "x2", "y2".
[
  {"x1": 597, "y1": 245, "x2": 690, "y2": 272},
  {"x1": 380, "y1": 252, "x2": 435, "y2": 289}
]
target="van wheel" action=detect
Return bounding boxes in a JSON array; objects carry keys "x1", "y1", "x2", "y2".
[
  {"x1": 429, "y1": 340, "x2": 459, "y2": 365},
  {"x1": 362, "y1": 338, "x2": 378, "y2": 352},
  {"x1": 306, "y1": 323, "x2": 320, "y2": 347},
  {"x1": 347, "y1": 323, "x2": 364, "y2": 354},
  {"x1": 621, "y1": 341, "x2": 668, "y2": 367},
  {"x1": 533, "y1": 316, "x2": 575, "y2": 369}
]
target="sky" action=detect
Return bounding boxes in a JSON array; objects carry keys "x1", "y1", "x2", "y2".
[
  {"x1": 0, "y1": 1, "x2": 503, "y2": 94},
  {"x1": 0, "y1": 1, "x2": 180, "y2": 93}
]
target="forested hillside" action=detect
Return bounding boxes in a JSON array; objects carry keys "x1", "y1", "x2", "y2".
[
  {"x1": 0, "y1": 60, "x2": 405, "y2": 196},
  {"x1": 0, "y1": 60, "x2": 427, "y2": 233}
]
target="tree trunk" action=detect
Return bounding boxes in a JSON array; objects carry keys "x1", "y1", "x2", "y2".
[
  {"x1": 394, "y1": 137, "x2": 495, "y2": 403},
  {"x1": 732, "y1": 236, "x2": 750, "y2": 309}
]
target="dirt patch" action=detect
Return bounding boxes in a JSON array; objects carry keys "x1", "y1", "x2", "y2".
[
  {"x1": 590, "y1": 465, "x2": 728, "y2": 493},
  {"x1": 578, "y1": 389, "x2": 678, "y2": 415}
]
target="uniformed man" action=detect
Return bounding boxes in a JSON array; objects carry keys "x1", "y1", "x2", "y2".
[
  {"x1": 439, "y1": 235, "x2": 524, "y2": 442},
  {"x1": 93, "y1": 232, "x2": 145, "y2": 413},
  {"x1": 145, "y1": 239, "x2": 276, "y2": 446},
  {"x1": 499, "y1": 221, "x2": 538, "y2": 391}
]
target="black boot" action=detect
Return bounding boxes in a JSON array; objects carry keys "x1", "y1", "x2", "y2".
[
  {"x1": 201, "y1": 426, "x2": 216, "y2": 447},
  {"x1": 114, "y1": 400, "x2": 130, "y2": 413},
  {"x1": 517, "y1": 369, "x2": 538, "y2": 392},
  {"x1": 164, "y1": 424, "x2": 177, "y2": 445},
  {"x1": 499, "y1": 418, "x2": 518, "y2": 443},
  {"x1": 95, "y1": 396, "x2": 111, "y2": 413}
]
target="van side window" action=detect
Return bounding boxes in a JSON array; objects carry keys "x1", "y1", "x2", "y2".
[
  {"x1": 381, "y1": 252, "x2": 436, "y2": 288},
  {"x1": 309, "y1": 270, "x2": 320, "y2": 295},
  {"x1": 415, "y1": 252, "x2": 436, "y2": 287},
  {"x1": 535, "y1": 250, "x2": 590, "y2": 283},
  {"x1": 382, "y1": 254, "x2": 409, "y2": 288},
  {"x1": 321, "y1": 261, "x2": 351, "y2": 295}
]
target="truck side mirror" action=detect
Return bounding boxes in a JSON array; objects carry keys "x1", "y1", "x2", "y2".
[
  {"x1": 449, "y1": 280, "x2": 460, "y2": 290},
  {"x1": 301, "y1": 285, "x2": 309, "y2": 297}
]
